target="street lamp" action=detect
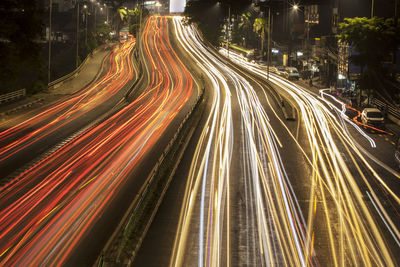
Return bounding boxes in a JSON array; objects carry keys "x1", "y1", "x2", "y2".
[
  {"x1": 227, "y1": 4, "x2": 231, "y2": 58},
  {"x1": 104, "y1": 3, "x2": 108, "y2": 25},
  {"x1": 48, "y1": 0, "x2": 53, "y2": 83},
  {"x1": 155, "y1": 2, "x2": 162, "y2": 14},
  {"x1": 83, "y1": 4, "x2": 88, "y2": 45},
  {"x1": 76, "y1": 1, "x2": 79, "y2": 68}
]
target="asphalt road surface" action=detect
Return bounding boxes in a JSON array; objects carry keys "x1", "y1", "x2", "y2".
[
  {"x1": 134, "y1": 17, "x2": 400, "y2": 267},
  {"x1": 0, "y1": 37, "x2": 137, "y2": 179},
  {"x1": 0, "y1": 16, "x2": 198, "y2": 265}
]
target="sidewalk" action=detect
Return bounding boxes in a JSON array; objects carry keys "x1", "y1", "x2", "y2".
[{"x1": 0, "y1": 45, "x2": 112, "y2": 120}]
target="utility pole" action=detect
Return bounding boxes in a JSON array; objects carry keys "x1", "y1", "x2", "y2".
[
  {"x1": 393, "y1": 0, "x2": 398, "y2": 79},
  {"x1": 106, "y1": 4, "x2": 108, "y2": 24},
  {"x1": 85, "y1": 11, "x2": 88, "y2": 45},
  {"x1": 76, "y1": 1, "x2": 79, "y2": 68},
  {"x1": 139, "y1": 0, "x2": 143, "y2": 44},
  {"x1": 94, "y1": 6, "x2": 97, "y2": 37},
  {"x1": 371, "y1": 0, "x2": 374, "y2": 18},
  {"x1": 227, "y1": 4, "x2": 231, "y2": 59},
  {"x1": 267, "y1": 7, "x2": 271, "y2": 80},
  {"x1": 48, "y1": 0, "x2": 53, "y2": 83}
]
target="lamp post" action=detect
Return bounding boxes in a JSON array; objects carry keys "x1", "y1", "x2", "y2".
[
  {"x1": 371, "y1": 0, "x2": 374, "y2": 18},
  {"x1": 48, "y1": 0, "x2": 53, "y2": 83},
  {"x1": 94, "y1": 4, "x2": 98, "y2": 36},
  {"x1": 289, "y1": 3, "x2": 300, "y2": 67},
  {"x1": 105, "y1": 4, "x2": 108, "y2": 25},
  {"x1": 267, "y1": 7, "x2": 271, "y2": 80},
  {"x1": 139, "y1": 0, "x2": 143, "y2": 44},
  {"x1": 258, "y1": 2, "x2": 273, "y2": 80},
  {"x1": 227, "y1": 4, "x2": 231, "y2": 59},
  {"x1": 155, "y1": 2, "x2": 162, "y2": 14},
  {"x1": 83, "y1": 4, "x2": 88, "y2": 45},
  {"x1": 76, "y1": 1, "x2": 79, "y2": 68}
]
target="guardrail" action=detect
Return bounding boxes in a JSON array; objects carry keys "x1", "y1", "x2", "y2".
[
  {"x1": 371, "y1": 98, "x2": 400, "y2": 120},
  {"x1": 120, "y1": 85, "x2": 205, "y2": 265},
  {"x1": 0, "y1": 89, "x2": 26, "y2": 105},
  {"x1": 98, "y1": 83, "x2": 205, "y2": 266}
]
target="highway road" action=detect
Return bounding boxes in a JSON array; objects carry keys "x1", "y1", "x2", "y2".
[
  {"x1": 223, "y1": 49, "x2": 400, "y2": 266},
  {"x1": 0, "y1": 36, "x2": 137, "y2": 179},
  {"x1": 134, "y1": 17, "x2": 400, "y2": 267},
  {"x1": 0, "y1": 15, "x2": 198, "y2": 265}
]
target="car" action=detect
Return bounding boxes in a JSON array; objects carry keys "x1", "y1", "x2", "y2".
[
  {"x1": 361, "y1": 107, "x2": 385, "y2": 127},
  {"x1": 284, "y1": 67, "x2": 300, "y2": 80},
  {"x1": 268, "y1": 66, "x2": 278, "y2": 73},
  {"x1": 258, "y1": 60, "x2": 267, "y2": 66},
  {"x1": 276, "y1": 66, "x2": 287, "y2": 77}
]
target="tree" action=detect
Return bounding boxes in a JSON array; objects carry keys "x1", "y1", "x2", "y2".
[
  {"x1": 237, "y1": 12, "x2": 253, "y2": 48},
  {"x1": 0, "y1": 0, "x2": 45, "y2": 94},
  {"x1": 105, "y1": 0, "x2": 128, "y2": 40},
  {"x1": 184, "y1": 0, "x2": 252, "y2": 46},
  {"x1": 184, "y1": 0, "x2": 223, "y2": 45},
  {"x1": 128, "y1": 7, "x2": 149, "y2": 37},
  {"x1": 253, "y1": 17, "x2": 268, "y2": 59},
  {"x1": 338, "y1": 17, "x2": 400, "y2": 102}
]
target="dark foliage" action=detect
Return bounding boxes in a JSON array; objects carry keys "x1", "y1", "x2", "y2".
[
  {"x1": 338, "y1": 17, "x2": 400, "y2": 100},
  {"x1": 0, "y1": 0, "x2": 46, "y2": 94},
  {"x1": 184, "y1": 0, "x2": 251, "y2": 46},
  {"x1": 128, "y1": 7, "x2": 149, "y2": 37}
]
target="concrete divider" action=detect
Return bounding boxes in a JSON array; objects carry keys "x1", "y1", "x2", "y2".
[{"x1": 98, "y1": 84, "x2": 206, "y2": 266}]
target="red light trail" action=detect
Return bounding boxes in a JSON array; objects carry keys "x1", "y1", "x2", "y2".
[{"x1": 0, "y1": 16, "x2": 195, "y2": 265}]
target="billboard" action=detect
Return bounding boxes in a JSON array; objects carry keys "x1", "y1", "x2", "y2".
[{"x1": 170, "y1": 0, "x2": 186, "y2": 13}]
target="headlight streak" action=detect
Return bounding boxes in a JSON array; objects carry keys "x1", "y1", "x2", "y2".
[
  {"x1": 170, "y1": 17, "x2": 314, "y2": 267},
  {"x1": 170, "y1": 17, "x2": 233, "y2": 267},
  {"x1": 0, "y1": 16, "x2": 195, "y2": 265},
  {"x1": 221, "y1": 47, "x2": 399, "y2": 265},
  {"x1": 367, "y1": 191, "x2": 400, "y2": 247}
]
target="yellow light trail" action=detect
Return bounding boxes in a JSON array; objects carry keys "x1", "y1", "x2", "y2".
[
  {"x1": 221, "y1": 47, "x2": 399, "y2": 266},
  {"x1": 170, "y1": 18, "x2": 315, "y2": 267}
]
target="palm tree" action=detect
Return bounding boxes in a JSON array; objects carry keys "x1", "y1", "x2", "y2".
[
  {"x1": 106, "y1": 0, "x2": 128, "y2": 39},
  {"x1": 238, "y1": 12, "x2": 252, "y2": 47},
  {"x1": 253, "y1": 17, "x2": 268, "y2": 59}
]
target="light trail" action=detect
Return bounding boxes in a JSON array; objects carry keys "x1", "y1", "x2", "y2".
[
  {"x1": 170, "y1": 17, "x2": 234, "y2": 267},
  {"x1": 170, "y1": 17, "x2": 316, "y2": 267},
  {"x1": 221, "y1": 47, "x2": 400, "y2": 266},
  {"x1": 0, "y1": 37, "x2": 136, "y2": 166},
  {"x1": 0, "y1": 16, "x2": 195, "y2": 265}
]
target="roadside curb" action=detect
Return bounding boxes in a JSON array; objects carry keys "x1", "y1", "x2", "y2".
[{"x1": 0, "y1": 98, "x2": 44, "y2": 118}]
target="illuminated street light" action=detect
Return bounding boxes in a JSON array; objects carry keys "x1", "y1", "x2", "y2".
[
  {"x1": 156, "y1": 2, "x2": 162, "y2": 14},
  {"x1": 293, "y1": 4, "x2": 299, "y2": 10}
]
